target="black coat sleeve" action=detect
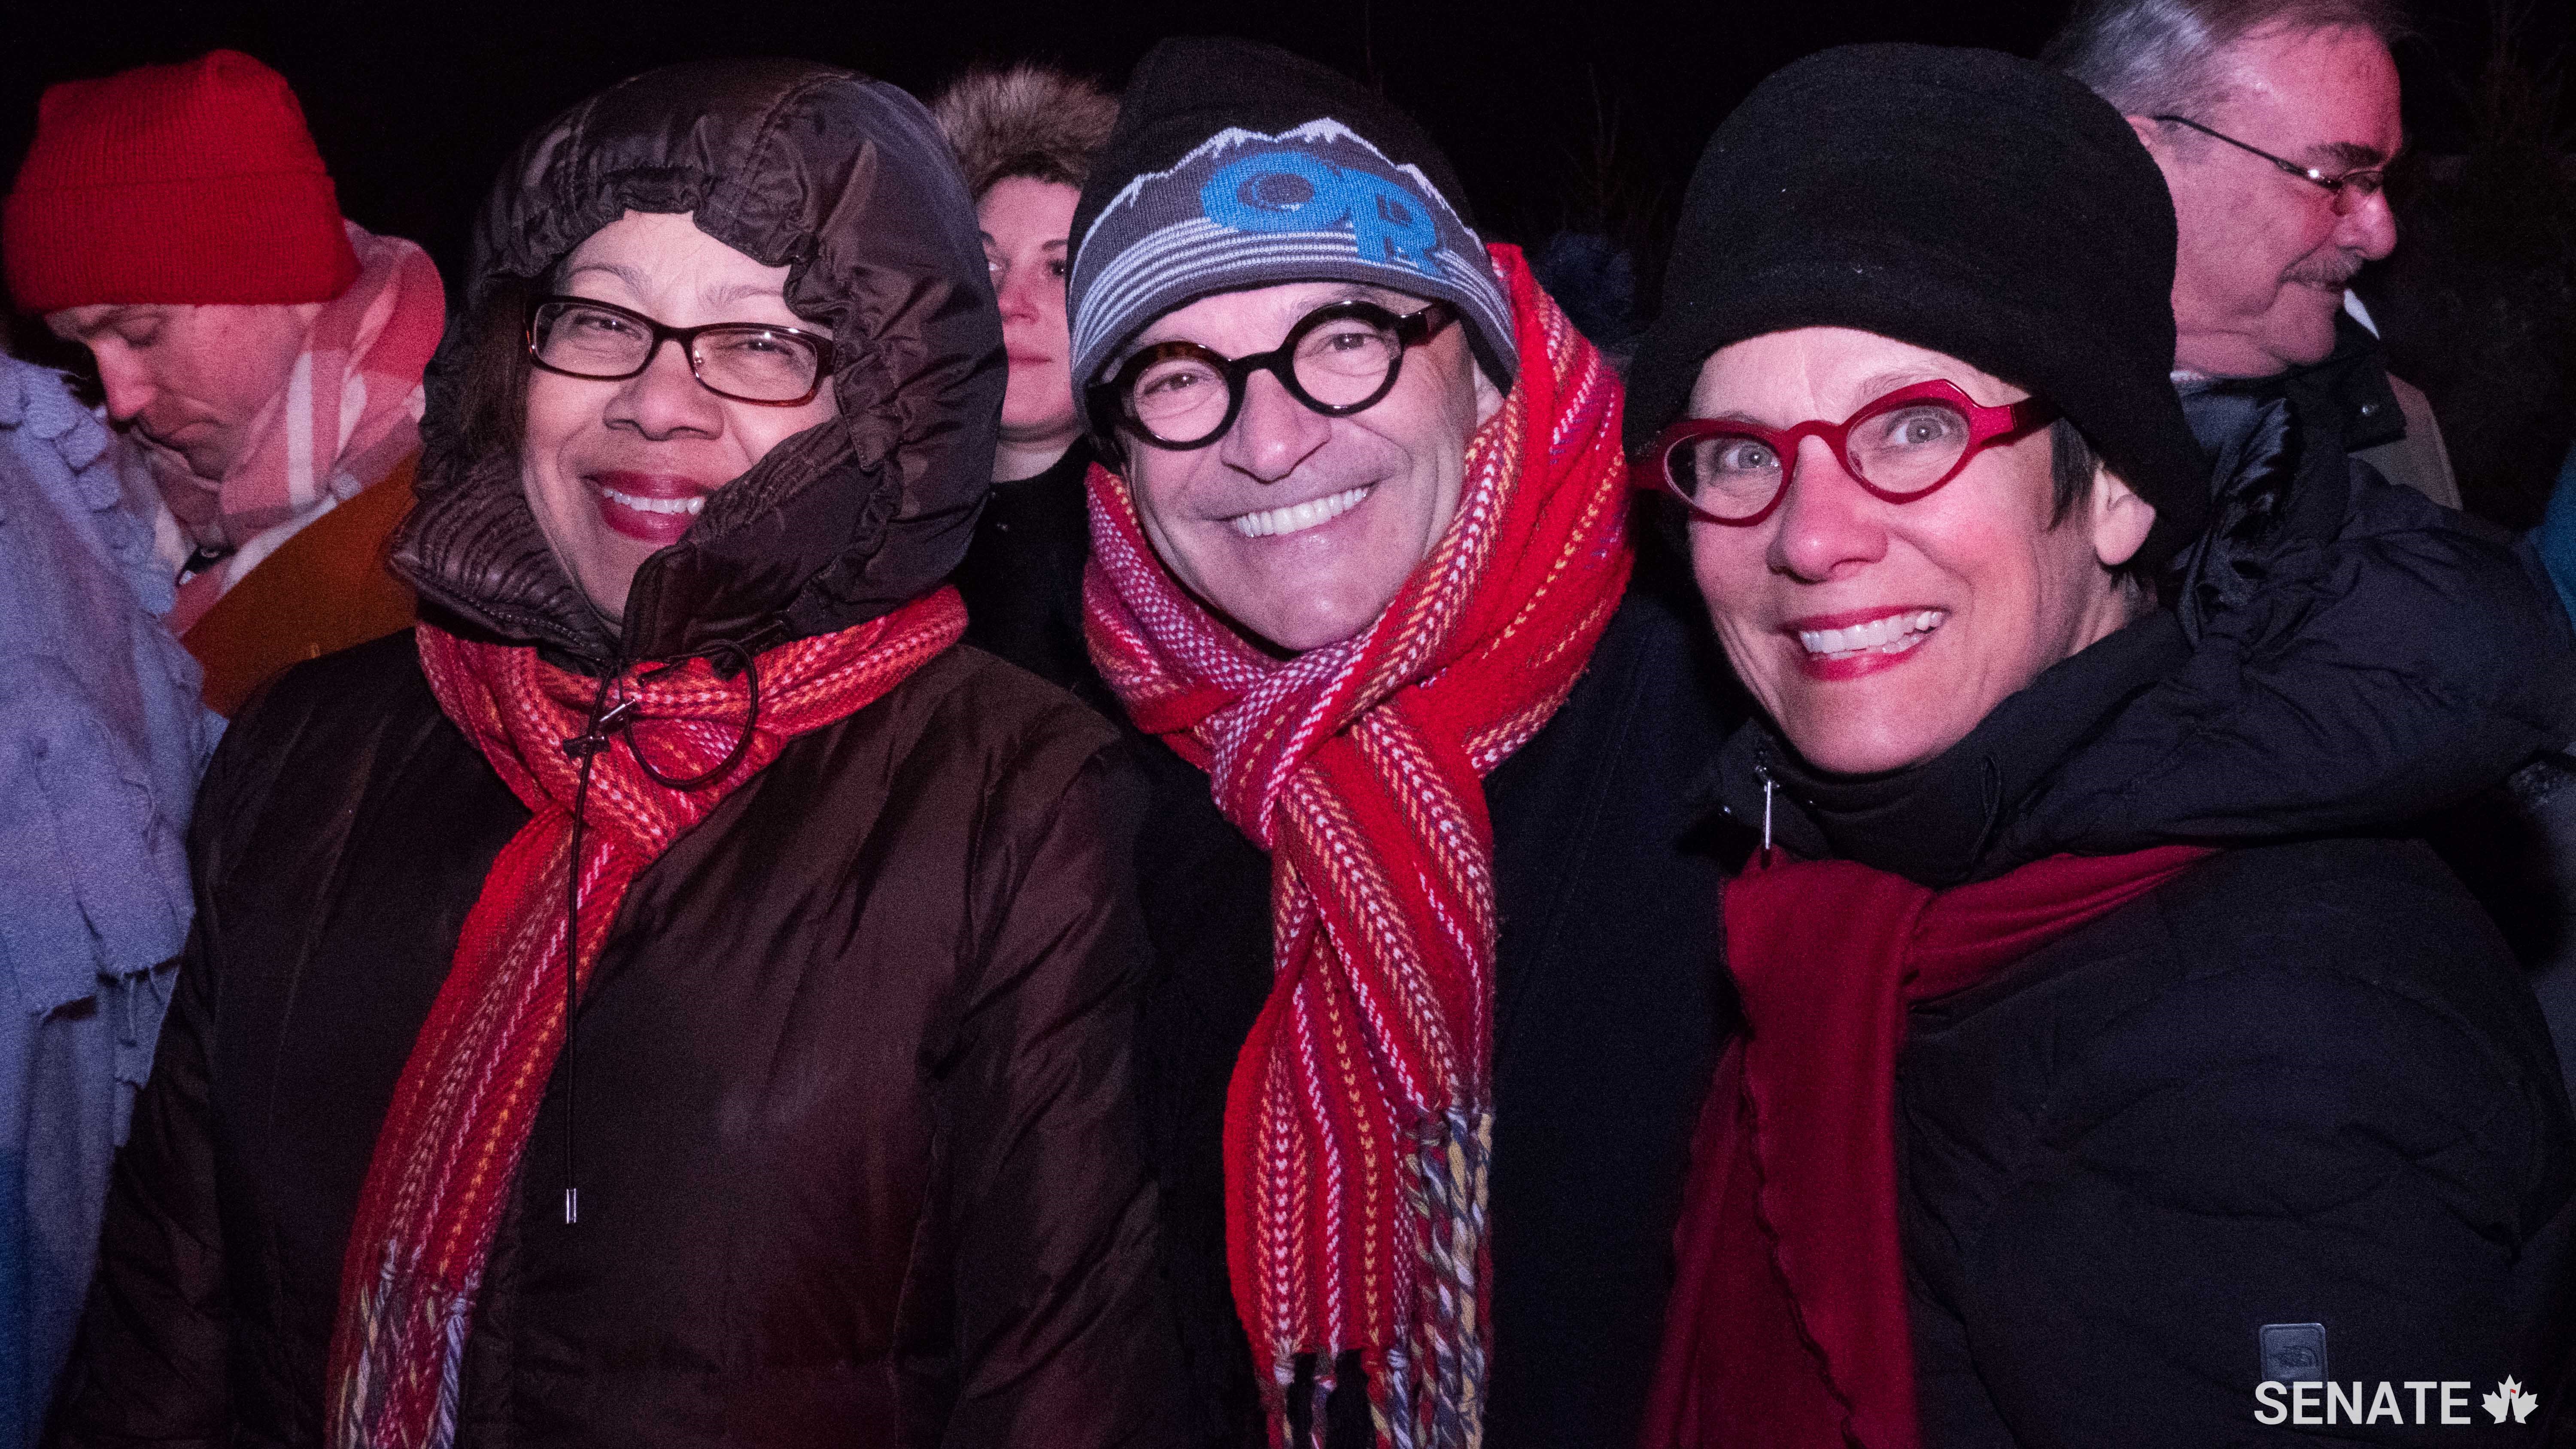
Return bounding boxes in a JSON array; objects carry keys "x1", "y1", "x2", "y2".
[
  {"x1": 1942, "y1": 857, "x2": 2576, "y2": 1447},
  {"x1": 2011, "y1": 449, "x2": 2576, "y2": 861},
  {"x1": 44, "y1": 908, "x2": 230, "y2": 1449},
  {"x1": 920, "y1": 741, "x2": 1188, "y2": 1448}
]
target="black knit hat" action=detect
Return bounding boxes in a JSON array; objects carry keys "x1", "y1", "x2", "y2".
[
  {"x1": 1625, "y1": 43, "x2": 2208, "y2": 566},
  {"x1": 1064, "y1": 36, "x2": 1516, "y2": 399}
]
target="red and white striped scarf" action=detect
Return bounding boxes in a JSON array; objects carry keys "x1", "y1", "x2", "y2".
[
  {"x1": 166, "y1": 222, "x2": 444, "y2": 633},
  {"x1": 1084, "y1": 246, "x2": 1631, "y2": 1446},
  {"x1": 324, "y1": 589, "x2": 965, "y2": 1449}
]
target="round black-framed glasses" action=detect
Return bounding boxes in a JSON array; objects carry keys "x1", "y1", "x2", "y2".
[
  {"x1": 526, "y1": 295, "x2": 832, "y2": 406},
  {"x1": 1087, "y1": 298, "x2": 1460, "y2": 452}
]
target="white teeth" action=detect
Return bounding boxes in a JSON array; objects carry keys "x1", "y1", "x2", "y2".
[
  {"x1": 1229, "y1": 485, "x2": 1372, "y2": 539},
  {"x1": 1798, "y1": 609, "x2": 1947, "y2": 658},
  {"x1": 600, "y1": 487, "x2": 706, "y2": 516}
]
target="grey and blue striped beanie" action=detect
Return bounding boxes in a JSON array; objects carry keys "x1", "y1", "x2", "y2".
[{"x1": 1065, "y1": 37, "x2": 1517, "y2": 402}]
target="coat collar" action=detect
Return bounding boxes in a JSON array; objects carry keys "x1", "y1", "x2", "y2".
[
  {"x1": 2178, "y1": 310, "x2": 2405, "y2": 455},
  {"x1": 1709, "y1": 613, "x2": 2193, "y2": 887}
]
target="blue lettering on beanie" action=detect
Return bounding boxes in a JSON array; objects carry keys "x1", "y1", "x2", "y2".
[{"x1": 1198, "y1": 150, "x2": 1438, "y2": 276}]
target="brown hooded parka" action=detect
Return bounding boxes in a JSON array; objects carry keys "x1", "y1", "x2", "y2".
[{"x1": 47, "y1": 59, "x2": 1181, "y2": 1449}]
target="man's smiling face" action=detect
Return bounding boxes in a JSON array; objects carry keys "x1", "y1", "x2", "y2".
[
  {"x1": 2145, "y1": 23, "x2": 2403, "y2": 377},
  {"x1": 1115, "y1": 280, "x2": 1500, "y2": 653}
]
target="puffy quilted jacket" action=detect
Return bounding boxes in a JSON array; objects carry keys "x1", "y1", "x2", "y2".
[
  {"x1": 47, "y1": 59, "x2": 1185, "y2": 1449},
  {"x1": 1706, "y1": 389, "x2": 2576, "y2": 1445}
]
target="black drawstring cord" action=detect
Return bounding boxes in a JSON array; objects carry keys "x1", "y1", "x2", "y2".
[
  {"x1": 550, "y1": 634, "x2": 771, "y2": 1227},
  {"x1": 623, "y1": 638, "x2": 761, "y2": 789},
  {"x1": 557, "y1": 673, "x2": 631, "y2": 1226}
]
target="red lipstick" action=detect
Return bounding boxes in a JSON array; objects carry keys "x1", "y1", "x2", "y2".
[
  {"x1": 1781, "y1": 606, "x2": 1947, "y2": 682},
  {"x1": 589, "y1": 471, "x2": 714, "y2": 547}
]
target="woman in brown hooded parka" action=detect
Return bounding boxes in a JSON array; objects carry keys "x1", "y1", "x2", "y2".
[{"x1": 47, "y1": 59, "x2": 1179, "y2": 1449}]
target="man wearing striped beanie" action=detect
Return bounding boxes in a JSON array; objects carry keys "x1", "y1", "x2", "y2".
[
  {"x1": 4, "y1": 50, "x2": 444, "y2": 715},
  {"x1": 1058, "y1": 36, "x2": 1736, "y2": 1448}
]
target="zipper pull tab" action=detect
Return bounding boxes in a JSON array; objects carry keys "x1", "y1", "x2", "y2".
[{"x1": 1756, "y1": 761, "x2": 1776, "y2": 860}]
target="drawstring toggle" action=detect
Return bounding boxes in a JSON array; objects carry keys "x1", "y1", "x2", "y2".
[{"x1": 561, "y1": 697, "x2": 640, "y2": 760}]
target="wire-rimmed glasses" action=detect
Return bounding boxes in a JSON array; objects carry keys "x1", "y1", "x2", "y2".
[
  {"x1": 1087, "y1": 299, "x2": 1460, "y2": 451},
  {"x1": 1633, "y1": 379, "x2": 2060, "y2": 527},
  {"x1": 2151, "y1": 115, "x2": 2391, "y2": 215},
  {"x1": 526, "y1": 295, "x2": 832, "y2": 406}
]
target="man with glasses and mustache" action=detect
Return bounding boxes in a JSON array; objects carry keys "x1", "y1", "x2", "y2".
[
  {"x1": 2052, "y1": 0, "x2": 2576, "y2": 1140},
  {"x1": 2045, "y1": 0, "x2": 2460, "y2": 508},
  {"x1": 1027, "y1": 36, "x2": 1735, "y2": 1447}
]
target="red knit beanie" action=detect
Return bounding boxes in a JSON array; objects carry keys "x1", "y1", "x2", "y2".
[{"x1": 4, "y1": 50, "x2": 360, "y2": 312}]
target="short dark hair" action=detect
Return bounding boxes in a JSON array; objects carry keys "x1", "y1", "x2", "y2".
[
  {"x1": 450, "y1": 276, "x2": 535, "y2": 470},
  {"x1": 2041, "y1": 0, "x2": 2409, "y2": 118},
  {"x1": 2049, "y1": 416, "x2": 2099, "y2": 523}
]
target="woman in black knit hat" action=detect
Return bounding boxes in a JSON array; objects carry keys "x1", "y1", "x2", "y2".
[{"x1": 1627, "y1": 43, "x2": 2576, "y2": 1447}]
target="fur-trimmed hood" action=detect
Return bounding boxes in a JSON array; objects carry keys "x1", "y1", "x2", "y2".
[{"x1": 930, "y1": 63, "x2": 1118, "y2": 198}]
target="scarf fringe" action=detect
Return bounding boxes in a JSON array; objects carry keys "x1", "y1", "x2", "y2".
[
  {"x1": 322, "y1": 594, "x2": 964, "y2": 1449},
  {"x1": 1093, "y1": 247, "x2": 1623, "y2": 1449},
  {"x1": 1403, "y1": 1106, "x2": 1489, "y2": 1449}
]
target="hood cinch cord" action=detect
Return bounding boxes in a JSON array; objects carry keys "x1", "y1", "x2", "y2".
[
  {"x1": 558, "y1": 672, "x2": 634, "y2": 1227},
  {"x1": 553, "y1": 637, "x2": 765, "y2": 1227}
]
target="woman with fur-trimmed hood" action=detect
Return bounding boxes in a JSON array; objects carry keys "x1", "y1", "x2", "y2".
[{"x1": 931, "y1": 63, "x2": 1123, "y2": 703}]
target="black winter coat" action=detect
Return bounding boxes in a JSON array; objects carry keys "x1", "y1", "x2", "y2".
[
  {"x1": 2194, "y1": 313, "x2": 2412, "y2": 470},
  {"x1": 2427, "y1": 749, "x2": 2576, "y2": 1098},
  {"x1": 956, "y1": 440, "x2": 1111, "y2": 718},
  {"x1": 957, "y1": 510, "x2": 1742, "y2": 1446},
  {"x1": 52, "y1": 59, "x2": 1185, "y2": 1448},
  {"x1": 1707, "y1": 391, "x2": 2576, "y2": 1445}
]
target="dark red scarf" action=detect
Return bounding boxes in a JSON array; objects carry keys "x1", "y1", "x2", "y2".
[{"x1": 1643, "y1": 843, "x2": 2215, "y2": 1449}]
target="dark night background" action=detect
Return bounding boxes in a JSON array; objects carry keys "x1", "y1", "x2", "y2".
[{"x1": 7, "y1": 0, "x2": 2575, "y2": 518}]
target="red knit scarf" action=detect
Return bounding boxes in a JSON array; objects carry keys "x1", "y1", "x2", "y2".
[
  {"x1": 1642, "y1": 843, "x2": 2218, "y2": 1449},
  {"x1": 323, "y1": 589, "x2": 965, "y2": 1449},
  {"x1": 1085, "y1": 246, "x2": 1630, "y2": 1445}
]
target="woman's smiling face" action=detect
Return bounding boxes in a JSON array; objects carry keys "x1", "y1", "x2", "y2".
[
  {"x1": 520, "y1": 209, "x2": 837, "y2": 621},
  {"x1": 1686, "y1": 327, "x2": 2154, "y2": 776}
]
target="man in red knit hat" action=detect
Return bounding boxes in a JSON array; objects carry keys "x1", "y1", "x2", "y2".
[{"x1": 4, "y1": 49, "x2": 444, "y2": 715}]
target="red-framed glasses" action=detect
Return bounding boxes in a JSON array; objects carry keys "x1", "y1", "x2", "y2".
[{"x1": 1634, "y1": 379, "x2": 2060, "y2": 526}]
